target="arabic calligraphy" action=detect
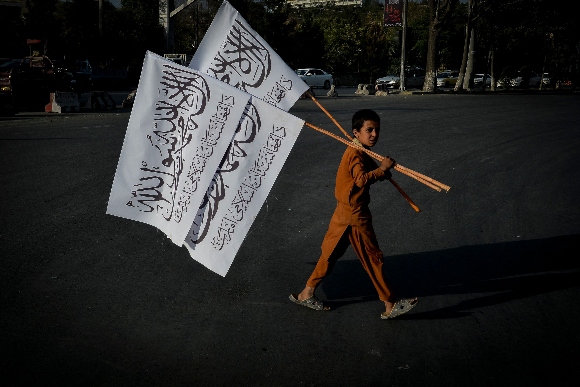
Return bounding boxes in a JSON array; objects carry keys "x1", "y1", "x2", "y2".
[
  {"x1": 175, "y1": 94, "x2": 236, "y2": 223},
  {"x1": 188, "y1": 101, "x2": 261, "y2": 244},
  {"x1": 210, "y1": 123, "x2": 287, "y2": 250},
  {"x1": 125, "y1": 64, "x2": 210, "y2": 222},
  {"x1": 209, "y1": 20, "x2": 271, "y2": 91}
]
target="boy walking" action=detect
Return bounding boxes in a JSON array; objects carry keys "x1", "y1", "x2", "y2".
[{"x1": 290, "y1": 109, "x2": 417, "y2": 319}]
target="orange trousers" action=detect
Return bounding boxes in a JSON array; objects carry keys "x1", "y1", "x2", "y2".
[{"x1": 306, "y1": 203, "x2": 394, "y2": 302}]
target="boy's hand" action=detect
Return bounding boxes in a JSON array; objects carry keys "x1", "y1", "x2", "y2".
[{"x1": 379, "y1": 156, "x2": 396, "y2": 172}]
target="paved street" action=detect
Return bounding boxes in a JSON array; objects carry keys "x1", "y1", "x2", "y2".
[{"x1": 1, "y1": 91, "x2": 579, "y2": 386}]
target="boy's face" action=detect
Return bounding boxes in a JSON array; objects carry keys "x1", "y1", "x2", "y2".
[{"x1": 354, "y1": 120, "x2": 380, "y2": 148}]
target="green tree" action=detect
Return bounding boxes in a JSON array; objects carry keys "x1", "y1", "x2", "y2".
[
  {"x1": 0, "y1": 3, "x2": 25, "y2": 57},
  {"x1": 423, "y1": 0, "x2": 459, "y2": 92},
  {"x1": 53, "y1": 0, "x2": 100, "y2": 60},
  {"x1": 405, "y1": 1, "x2": 430, "y2": 69},
  {"x1": 22, "y1": 0, "x2": 59, "y2": 55},
  {"x1": 117, "y1": 0, "x2": 165, "y2": 81}
]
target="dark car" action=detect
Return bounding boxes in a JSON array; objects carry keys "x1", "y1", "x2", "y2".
[
  {"x1": 72, "y1": 59, "x2": 92, "y2": 92},
  {"x1": 7, "y1": 56, "x2": 74, "y2": 110},
  {"x1": 375, "y1": 68, "x2": 425, "y2": 89},
  {"x1": 0, "y1": 59, "x2": 21, "y2": 115}
]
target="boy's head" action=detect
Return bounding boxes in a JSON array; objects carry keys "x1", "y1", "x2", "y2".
[{"x1": 352, "y1": 109, "x2": 381, "y2": 148}]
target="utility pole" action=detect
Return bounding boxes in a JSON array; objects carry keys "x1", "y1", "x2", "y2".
[
  {"x1": 399, "y1": 0, "x2": 408, "y2": 91},
  {"x1": 160, "y1": 0, "x2": 199, "y2": 53},
  {"x1": 159, "y1": 0, "x2": 174, "y2": 53},
  {"x1": 98, "y1": 0, "x2": 103, "y2": 37}
]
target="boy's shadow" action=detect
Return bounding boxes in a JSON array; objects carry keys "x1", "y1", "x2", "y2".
[{"x1": 314, "y1": 234, "x2": 580, "y2": 319}]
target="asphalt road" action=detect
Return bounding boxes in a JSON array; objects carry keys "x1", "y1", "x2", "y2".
[{"x1": 1, "y1": 90, "x2": 579, "y2": 386}]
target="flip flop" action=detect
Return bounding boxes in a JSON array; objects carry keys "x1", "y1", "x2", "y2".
[
  {"x1": 289, "y1": 294, "x2": 329, "y2": 311},
  {"x1": 381, "y1": 298, "x2": 418, "y2": 320}
]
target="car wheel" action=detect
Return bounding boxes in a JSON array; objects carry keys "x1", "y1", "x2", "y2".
[{"x1": 323, "y1": 80, "x2": 330, "y2": 89}]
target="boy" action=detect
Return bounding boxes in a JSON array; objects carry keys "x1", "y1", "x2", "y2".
[{"x1": 290, "y1": 109, "x2": 417, "y2": 319}]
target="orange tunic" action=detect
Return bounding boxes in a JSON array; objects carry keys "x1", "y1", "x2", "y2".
[{"x1": 306, "y1": 145, "x2": 395, "y2": 302}]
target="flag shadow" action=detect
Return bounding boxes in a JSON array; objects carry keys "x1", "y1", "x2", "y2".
[{"x1": 316, "y1": 234, "x2": 580, "y2": 317}]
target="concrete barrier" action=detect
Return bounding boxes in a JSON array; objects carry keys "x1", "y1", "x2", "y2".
[
  {"x1": 326, "y1": 85, "x2": 338, "y2": 97},
  {"x1": 45, "y1": 92, "x2": 80, "y2": 113},
  {"x1": 375, "y1": 83, "x2": 390, "y2": 96},
  {"x1": 355, "y1": 84, "x2": 375, "y2": 95},
  {"x1": 84, "y1": 91, "x2": 116, "y2": 110}
]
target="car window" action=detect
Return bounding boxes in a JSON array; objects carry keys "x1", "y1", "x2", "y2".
[
  {"x1": 30, "y1": 58, "x2": 45, "y2": 68},
  {"x1": 296, "y1": 70, "x2": 306, "y2": 75},
  {"x1": 0, "y1": 60, "x2": 20, "y2": 70},
  {"x1": 315, "y1": 70, "x2": 324, "y2": 75}
]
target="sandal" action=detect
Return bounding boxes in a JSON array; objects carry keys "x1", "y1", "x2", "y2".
[
  {"x1": 289, "y1": 294, "x2": 329, "y2": 311},
  {"x1": 381, "y1": 298, "x2": 418, "y2": 320}
]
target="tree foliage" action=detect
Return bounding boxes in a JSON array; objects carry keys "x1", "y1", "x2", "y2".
[{"x1": 7, "y1": 0, "x2": 579, "y2": 87}]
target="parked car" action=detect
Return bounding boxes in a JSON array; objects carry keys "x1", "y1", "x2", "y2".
[
  {"x1": 541, "y1": 73, "x2": 551, "y2": 86},
  {"x1": 375, "y1": 68, "x2": 425, "y2": 89},
  {"x1": 0, "y1": 59, "x2": 21, "y2": 115},
  {"x1": 403, "y1": 68, "x2": 425, "y2": 89},
  {"x1": 5, "y1": 56, "x2": 75, "y2": 110},
  {"x1": 515, "y1": 72, "x2": 542, "y2": 87},
  {"x1": 473, "y1": 73, "x2": 491, "y2": 88},
  {"x1": 498, "y1": 72, "x2": 542, "y2": 88},
  {"x1": 73, "y1": 59, "x2": 92, "y2": 91},
  {"x1": 51, "y1": 59, "x2": 76, "y2": 87},
  {"x1": 376, "y1": 74, "x2": 400, "y2": 88},
  {"x1": 436, "y1": 71, "x2": 459, "y2": 88},
  {"x1": 296, "y1": 68, "x2": 333, "y2": 89},
  {"x1": 0, "y1": 58, "x2": 16, "y2": 66}
]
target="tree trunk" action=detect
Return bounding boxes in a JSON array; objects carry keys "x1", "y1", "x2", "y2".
[
  {"x1": 463, "y1": 27, "x2": 475, "y2": 90},
  {"x1": 423, "y1": 0, "x2": 459, "y2": 92},
  {"x1": 490, "y1": 47, "x2": 496, "y2": 91},
  {"x1": 424, "y1": 26, "x2": 439, "y2": 92},
  {"x1": 455, "y1": 0, "x2": 474, "y2": 91},
  {"x1": 483, "y1": 46, "x2": 492, "y2": 91},
  {"x1": 540, "y1": 52, "x2": 547, "y2": 90},
  {"x1": 455, "y1": 24, "x2": 471, "y2": 91},
  {"x1": 400, "y1": 0, "x2": 408, "y2": 91}
]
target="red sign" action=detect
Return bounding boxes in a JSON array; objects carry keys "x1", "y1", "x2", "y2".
[{"x1": 384, "y1": 0, "x2": 403, "y2": 27}]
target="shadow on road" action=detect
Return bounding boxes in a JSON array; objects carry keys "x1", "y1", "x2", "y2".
[{"x1": 315, "y1": 234, "x2": 580, "y2": 317}]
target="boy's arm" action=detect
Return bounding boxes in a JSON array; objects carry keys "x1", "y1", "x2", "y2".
[{"x1": 350, "y1": 152, "x2": 394, "y2": 188}]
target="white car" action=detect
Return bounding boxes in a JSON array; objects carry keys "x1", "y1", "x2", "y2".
[
  {"x1": 375, "y1": 74, "x2": 399, "y2": 88},
  {"x1": 436, "y1": 71, "x2": 459, "y2": 88},
  {"x1": 296, "y1": 68, "x2": 333, "y2": 89},
  {"x1": 499, "y1": 72, "x2": 543, "y2": 88},
  {"x1": 542, "y1": 73, "x2": 551, "y2": 86},
  {"x1": 518, "y1": 73, "x2": 542, "y2": 87},
  {"x1": 473, "y1": 74, "x2": 491, "y2": 87}
]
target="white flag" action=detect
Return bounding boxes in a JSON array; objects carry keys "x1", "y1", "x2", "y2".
[
  {"x1": 183, "y1": 97, "x2": 304, "y2": 276},
  {"x1": 107, "y1": 51, "x2": 251, "y2": 245},
  {"x1": 189, "y1": 0, "x2": 309, "y2": 111}
]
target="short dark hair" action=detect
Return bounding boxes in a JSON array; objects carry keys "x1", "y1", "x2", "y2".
[{"x1": 352, "y1": 109, "x2": 380, "y2": 131}]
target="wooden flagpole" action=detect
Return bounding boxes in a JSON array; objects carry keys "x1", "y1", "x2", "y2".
[
  {"x1": 304, "y1": 121, "x2": 422, "y2": 212},
  {"x1": 307, "y1": 91, "x2": 450, "y2": 192}
]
